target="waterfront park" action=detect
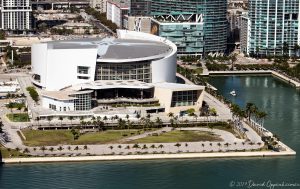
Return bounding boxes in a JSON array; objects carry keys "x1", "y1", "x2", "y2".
[
  {"x1": 1, "y1": 53, "x2": 299, "y2": 162},
  {"x1": 0, "y1": 73, "x2": 297, "y2": 163}
]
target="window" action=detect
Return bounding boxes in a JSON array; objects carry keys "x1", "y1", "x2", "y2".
[
  {"x1": 171, "y1": 90, "x2": 199, "y2": 107},
  {"x1": 77, "y1": 66, "x2": 89, "y2": 74},
  {"x1": 77, "y1": 76, "x2": 89, "y2": 80}
]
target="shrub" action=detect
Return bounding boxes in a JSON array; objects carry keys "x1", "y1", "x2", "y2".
[{"x1": 26, "y1": 86, "x2": 39, "y2": 102}]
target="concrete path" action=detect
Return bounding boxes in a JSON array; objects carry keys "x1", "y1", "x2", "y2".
[
  {"x1": 179, "y1": 128, "x2": 244, "y2": 143},
  {"x1": 119, "y1": 127, "x2": 172, "y2": 143}
]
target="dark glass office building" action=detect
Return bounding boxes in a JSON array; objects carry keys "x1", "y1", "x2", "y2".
[{"x1": 130, "y1": 0, "x2": 228, "y2": 56}]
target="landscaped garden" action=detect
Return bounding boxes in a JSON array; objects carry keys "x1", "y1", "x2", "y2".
[{"x1": 7, "y1": 113, "x2": 30, "y2": 122}]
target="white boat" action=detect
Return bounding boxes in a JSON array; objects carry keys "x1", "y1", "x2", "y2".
[{"x1": 230, "y1": 90, "x2": 237, "y2": 96}]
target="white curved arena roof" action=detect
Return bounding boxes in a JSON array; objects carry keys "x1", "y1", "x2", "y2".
[{"x1": 44, "y1": 38, "x2": 172, "y2": 61}]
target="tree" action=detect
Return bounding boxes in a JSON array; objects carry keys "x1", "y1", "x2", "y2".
[
  {"x1": 59, "y1": 116, "x2": 64, "y2": 126},
  {"x1": 68, "y1": 116, "x2": 74, "y2": 125},
  {"x1": 23, "y1": 148, "x2": 30, "y2": 153},
  {"x1": 294, "y1": 44, "x2": 300, "y2": 57},
  {"x1": 26, "y1": 86, "x2": 39, "y2": 102},
  {"x1": 230, "y1": 53, "x2": 237, "y2": 70},
  {"x1": 0, "y1": 121, "x2": 4, "y2": 133},
  {"x1": 7, "y1": 102, "x2": 14, "y2": 113},
  {"x1": 175, "y1": 143, "x2": 181, "y2": 148},
  {"x1": 74, "y1": 146, "x2": 79, "y2": 151},
  {"x1": 155, "y1": 117, "x2": 163, "y2": 128},
  {"x1": 168, "y1": 112, "x2": 174, "y2": 118},
  {"x1": 57, "y1": 146, "x2": 63, "y2": 151},
  {"x1": 40, "y1": 146, "x2": 46, "y2": 153},
  {"x1": 283, "y1": 42, "x2": 289, "y2": 57},
  {"x1": 36, "y1": 117, "x2": 40, "y2": 126},
  {"x1": 49, "y1": 147, "x2": 54, "y2": 152},
  {"x1": 256, "y1": 111, "x2": 267, "y2": 127},
  {"x1": 47, "y1": 116, "x2": 53, "y2": 125},
  {"x1": 0, "y1": 29, "x2": 6, "y2": 39},
  {"x1": 84, "y1": 145, "x2": 88, "y2": 151},
  {"x1": 71, "y1": 128, "x2": 80, "y2": 140}
]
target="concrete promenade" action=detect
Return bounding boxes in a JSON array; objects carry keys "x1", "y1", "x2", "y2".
[
  {"x1": 207, "y1": 70, "x2": 300, "y2": 88},
  {"x1": 2, "y1": 150, "x2": 296, "y2": 164}
]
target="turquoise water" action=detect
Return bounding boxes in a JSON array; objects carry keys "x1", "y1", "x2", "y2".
[{"x1": 0, "y1": 76, "x2": 299, "y2": 189}]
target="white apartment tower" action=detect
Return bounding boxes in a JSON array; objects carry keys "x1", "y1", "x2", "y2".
[
  {"x1": 90, "y1": 0, "x2": 107, "y2": 13},
  {"x1": 0, "y1": 0, "x2": 32, "y2": 31}
]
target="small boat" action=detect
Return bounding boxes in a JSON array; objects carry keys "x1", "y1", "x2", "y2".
[{"x1": 230, "y1": 90, "x2": 237, "y2": 96}]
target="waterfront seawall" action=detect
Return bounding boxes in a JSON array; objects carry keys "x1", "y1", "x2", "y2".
[
  {"x1": 208, "y1": 70, "x2": 300, "y2": 88},
  {"x1": 2, "y1": 150, "x2": 296, "y2": 164}
]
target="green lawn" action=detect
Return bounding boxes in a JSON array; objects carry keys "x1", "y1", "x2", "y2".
[
  {"x1": 129, "y1": 130, "x2": 222, "y2": 144},
  {"x1": 193, "y1": 67, "x2": 203, "y2": 74},
  {"x1": 22, "y1": 129, "x2": 143, "y2": 146},
  {"x1": 7, "y1": 113, "x2": 30, "y2": 122}
]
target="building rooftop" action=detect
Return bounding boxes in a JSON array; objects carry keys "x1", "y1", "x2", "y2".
[
  {"x1": 45, "y1": 37, "x2": 172, "y2": 61},
  {"x1": 108, "y1": 0, "x2": 130, "y2": 9}
]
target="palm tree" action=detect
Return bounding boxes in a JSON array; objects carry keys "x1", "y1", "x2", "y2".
[
  {"x1": 175, "y1": 143, "x2": 181, "y2": 148},
  {"x1": 283, "y1": 42, "x2": 289, "y2": 56},
  {"x1": 257, "y1": 111, "x2": 267, "y2": 127},
  {"x1": 91, "y1": 116, "x2": 96, "y2": 124},
  {"x1": 40, "y1": 146, "x2": 46, "y2": 153},
  {"x1": 230, "y1": 53, "x2": 237, "y2": 70},
  {"x1": 23, "y1": 148, "x2": 30, "y2": 153},
  {"x1": 169, "y1": 118, "x2": 174, "y2": 127},
  {"x1": 193, "y1": 114, "x2": 198, "y2": 123},
  {"x1": 7, "y1": 102, "x2": 14, "y2": 113},
  {"x1": 47, "y1": 116, "x2": 52, "y2": 125},
  {"x1": 168, "y1": 112, "x2": 174, "y2": 118},
  {"x1": 74, "y1": 146, "x2": 79, "y2": 151},
  {"x1": 57, "y1": 146, "x2": 63, "y2": 151},
  {"x1": 158, "y1": 144, "x2": 164, "y2": 148},
  {"x1": 155, "y1": 117, "x2": 163, "y2": 128},
  {"x1": 294, "y1": 44, "x2": 300, "y2": 57},
  {"x1": 68, "y1": 116, "x2": 74, "y2": 125},
  {"x1": 83, "y1": 145, "x2": 88, "y2": 151},
  {"x1": 35, "y1": 117, "x2": 40, "y2": 126},
  {"x1": 59, "y1": 116, "x2": 64, "y2": 126}
]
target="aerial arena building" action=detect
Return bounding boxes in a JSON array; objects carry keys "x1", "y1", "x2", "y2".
[{"x1": 31, "y1": 30, "x2": 205, "y2": 114}]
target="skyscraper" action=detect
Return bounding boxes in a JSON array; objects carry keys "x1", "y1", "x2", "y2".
[
  {"x1": 0, "y1": 0, "x2": 32, "y2": 31},
  {"x1": 248, "y1": 0, "x2": 300, "y2": 56},
  {"x1": 129, "y1": 0, "x2": 228, "y2": 57}
]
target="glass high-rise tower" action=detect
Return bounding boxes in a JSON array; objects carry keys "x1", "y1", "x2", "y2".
[
  {"x1": 130, "y1": 0, "x2": 228, "y2": 56},
  {"x1": 248, "y1": 0, "x2": 300, "y2": 56}
]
